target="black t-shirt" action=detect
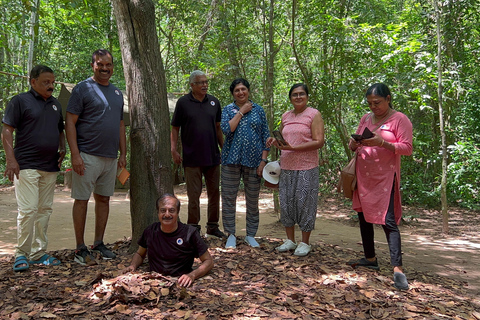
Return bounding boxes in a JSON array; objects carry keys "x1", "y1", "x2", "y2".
[
  {"x1": 171, "y1": 92, "x2": 221, "y2": 167},
  {"x1": 66, "y1": 78, "x2": 124, "y2": 158},
  {"x1": 2, "y1": 89, "x2": 63, "y2": 172},
  {"x1": 138, "y1": 222, "x2": 208, "y2": 276}
]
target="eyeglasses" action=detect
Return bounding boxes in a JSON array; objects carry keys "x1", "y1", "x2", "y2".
[
  {"x1": 194, "y1": 81, "x2": 209, "y2": 86},
  {"x1": 291, "y1": 92, "x2": 306, "y2": 98}
]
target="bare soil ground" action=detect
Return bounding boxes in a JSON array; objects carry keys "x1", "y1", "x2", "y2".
[{"x1": 0, "y1": 184, "x2": 479, "y2": 319}]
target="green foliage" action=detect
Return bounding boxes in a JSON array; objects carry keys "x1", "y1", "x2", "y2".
[{"x1": 0, "y1": 0, "x2": 479, "y2": 212}]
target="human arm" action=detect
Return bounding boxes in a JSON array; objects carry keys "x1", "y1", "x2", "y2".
[
  {"x1": 122, "y1": 246, "x2": 147, "y2": 273},
  {"x1": 65, "y1": 112, "x2": 85, "y2": 176},
  {"x1": 58, "y1": 131, "x2": 66, "y2": 168},
  {"x1": 117, "y1": 120, "x2": 127, "y2": 168},
  {"x1": 256, "y1": 150, "x2": 269, "y2": 177},
  {"x1": 1, "y1": 124, "x2": 19, "y2": 181},
  {"x1": 275, "y1": 112, "x2": 325, "y2": 152},
  {"x1": 170, "y1": 126, "x2": 182, "y2": 164},
  {"x1": 227, "y1": 101, "x2": 253, "y2": 133},
  {"x1": 177, "y1": 250, "x2": 214, "y2": 287},
  {"x1": 215, "y1": 122, "x2": 224, "y2": 149}
]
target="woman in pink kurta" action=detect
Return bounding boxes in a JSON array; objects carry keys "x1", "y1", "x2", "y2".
[{"x1": 348, "y1": 83, "x2": 412, "y2": 291}]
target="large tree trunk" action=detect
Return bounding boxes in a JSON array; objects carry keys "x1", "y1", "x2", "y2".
[{"x1": 111, "y1": 0, "x2": 173, "y2": 252}]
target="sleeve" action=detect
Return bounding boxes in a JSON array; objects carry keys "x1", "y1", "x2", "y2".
[
  {"x1": 192, "y1": 230, "x2": 208, "y2": 258},
  {"x1": 393, "y1": 114, "x2": 413, "y2": 156},
  {"x1": 66, "y1": 84, "x2": 84, "y2": 115},
  {"x1": 137, "y1": 227, "x2": 150, "y2": 249},
  {"x1": 171, "y1": 98, "x2": 184, "y2": 127},
  {"x1": 220, "y1": 104, "x2": 234, "y2": 135},
  {"x1": 57, "y1": 101, "x2": 65, "y2": 132},
  {"x1": 2, "y1": 96, "x2": 21, "y2": 128}
]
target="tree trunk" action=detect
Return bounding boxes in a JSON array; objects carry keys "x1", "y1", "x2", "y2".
[
  {"x1": 111, "y1": 0, "x2": 173, "y2": 252},
  {"x1": 27, "y1": 0, "x2": 39, "y2": 73},
  {"x1": 434, "y1": 0, "x2": 448, "y2": 234}
]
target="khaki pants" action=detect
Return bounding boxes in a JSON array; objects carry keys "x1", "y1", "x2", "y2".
[{"x1": 14, "y1": 169, "x2": 57, "y2": 260}]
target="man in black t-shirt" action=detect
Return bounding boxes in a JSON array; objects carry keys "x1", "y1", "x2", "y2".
[
  {"x1": 2, "y1": 65, "x2": 65, "y2": 272},
  {"x1": 170, "y1": 70, "x2": 225, "y2": 239},
  {"x1": 123, "y1": 194, "x2": 214, "y2": 287}
]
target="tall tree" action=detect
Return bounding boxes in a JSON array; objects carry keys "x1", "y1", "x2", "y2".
[
  {"x1": 111, "y1": 0, "x2": 173, "y2": 252},
  {"x1": 434, "y1": 0, "x2": 448, "y2": 233}
]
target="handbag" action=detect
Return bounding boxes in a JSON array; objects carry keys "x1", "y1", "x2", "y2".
[
  {"x1": 340, "y1": 155, "x2": 357, "y2": 199},
  {"x1": 339, "y1": 110, "x2": 397, "y2": 199}
]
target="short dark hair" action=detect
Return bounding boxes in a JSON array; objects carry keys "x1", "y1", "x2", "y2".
[
  {"x1": 366, "y1": 83, "x2": 392, "y2": 108},
  {"x1": 288, "y1": 83, "x2": 309, "y2": 98},
  {"x1": 156, "y1": 193, "x2": 180, "y2": 212},
  {"x1": 92, "y1": 49, "x2": 113, "y2": 64},
  {"x1": 29, "y1": 65, "x2": 54, "y2": 84},
  {"x1": 229, "y1": 78, "x2": 250, "y2": 94}
]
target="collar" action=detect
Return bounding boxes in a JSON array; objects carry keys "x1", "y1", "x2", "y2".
[
  {"x1": 188, "y1": 91, "x2": 208, "y2": 103},
  {"x1": 29, "y1": 88, "x2": 54, "y2": 102}
]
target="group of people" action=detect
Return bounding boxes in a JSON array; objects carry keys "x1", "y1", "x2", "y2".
[{"x1": 2, "y1": 52, "x2": 412, "y2": 290}]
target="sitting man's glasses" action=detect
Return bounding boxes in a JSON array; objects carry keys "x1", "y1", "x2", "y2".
[{"x1": 194, "y1": 81, "x2": 209, "y2": 85}]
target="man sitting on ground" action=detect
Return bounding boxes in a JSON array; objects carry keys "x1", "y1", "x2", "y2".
[{"x1": 123, "y1": 193, "x2": 214, "y2": 287}]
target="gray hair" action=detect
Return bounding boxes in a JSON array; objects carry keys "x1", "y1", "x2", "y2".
[{"x1": 189, "y1": 70, "x2": 206, "y2": 84}]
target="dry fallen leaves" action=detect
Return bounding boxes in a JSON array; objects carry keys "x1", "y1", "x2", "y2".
[{"x1": 0, "y1": 237, "x2": 479, "y2": 319}]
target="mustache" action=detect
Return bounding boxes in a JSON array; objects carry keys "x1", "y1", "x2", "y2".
[{"x1": 47, "y1": 88, "x2": 54, "y2": 92}]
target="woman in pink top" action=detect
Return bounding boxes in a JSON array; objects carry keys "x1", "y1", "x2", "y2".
[
  {"x1": 267, "y1": 83, "x2": 325, "y2": 256},
  {"x1": 347, "y1": 83, "x2": 412, "y2": 290}
]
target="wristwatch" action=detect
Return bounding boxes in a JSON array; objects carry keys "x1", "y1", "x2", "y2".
[{"x1": 261, "y1": 158, "x2": 268, "y2": 163}]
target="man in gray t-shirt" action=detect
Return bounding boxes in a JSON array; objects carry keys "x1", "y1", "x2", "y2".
[{"x1": 65, "y1": 49, "x2": 127, "y2": 265}]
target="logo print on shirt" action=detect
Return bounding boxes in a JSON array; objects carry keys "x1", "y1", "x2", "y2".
[
  {"x1": 52, "y1": 105, "x2": 57, "y2": 111},
  {"x1": 210, "y1": 101, "x2": 215, "y2": 106},
  {"x1": 176, "y1": 238, "x2": 184, "y2": 245},
  {"x1": 115, "y1": 90, "x2": 120, "y2": 96}
]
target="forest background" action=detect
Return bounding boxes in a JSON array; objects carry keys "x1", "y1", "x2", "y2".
[{"x1": 0, "y1": 0, "x2": 479, "y2": 214}]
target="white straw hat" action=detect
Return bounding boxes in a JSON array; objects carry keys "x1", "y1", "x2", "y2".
[{"x1": 262, "y1": 161, "x2": 281, "y2": 184}]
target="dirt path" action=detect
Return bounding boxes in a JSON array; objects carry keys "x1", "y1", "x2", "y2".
[{"x1": 1, "y1": 185, "x2": 478, "y2": 295}]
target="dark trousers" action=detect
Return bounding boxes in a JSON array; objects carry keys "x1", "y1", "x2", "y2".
[
  {"x1": 184, "y1": 165, "x2": 220, "y2": 230},
  {"x1": 358, "y1": 181, "x2": 402, "y2": 266}
]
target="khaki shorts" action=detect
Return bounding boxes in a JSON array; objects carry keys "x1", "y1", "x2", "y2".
[{"x1": 71, "y1": 152, "x2": 118, "y2": 200}]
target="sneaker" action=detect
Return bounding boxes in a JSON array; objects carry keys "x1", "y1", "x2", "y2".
[
  {"x1": 244, "y1": 236, "x2": 260, "y2": 248},
  {"x1": 293, "y1": 242, "x2": 311, "y2": 256},
  {"x1": 225, "y1": 234, "x2": 236, "y2": 249},
  {"x1": 393, "y1": 272, "x2": 409, "y2": 290},
  {"x1": 276, "y1": 239, "x2": 297, "y2": 252},
  {"x1": 206, "y1": 227, "x2": 227, "y2": 239},
  {"x1": 74, "y1": 247, "x2": 96, "y2": 265},
  {"x1": 91, "y1": 242, "x2": 116, "y2": 260},
  {"x1": 347, "y1": 257, "x2": 379, "y2": 270}
]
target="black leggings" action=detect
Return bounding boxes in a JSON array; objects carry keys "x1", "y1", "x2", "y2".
[{"x1": 357, "y1": 180, "x2": 402, "y2": 267}]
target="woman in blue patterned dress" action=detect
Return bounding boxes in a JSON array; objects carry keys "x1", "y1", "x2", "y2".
[{"x1": 220, "y1": 78, "x2": 270, "y2": 249}]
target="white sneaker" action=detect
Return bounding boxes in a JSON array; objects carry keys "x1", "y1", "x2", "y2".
[
  {"x1": 276, "y1": 239, "x2": 297, "y2": 252},
  {"x1": 293, "y1": 242, "x2": 311, "y2": 256},
  {"x1": 225, "y1": 234, "x2": 236, "y2": 249},
  {"x1": 244, "y1": 236, "x2": 260, "y2": 248}
]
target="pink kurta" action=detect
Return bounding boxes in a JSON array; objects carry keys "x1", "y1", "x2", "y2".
[{"x1": 352, "y1": 111, "x2": 412, "y2": 225}]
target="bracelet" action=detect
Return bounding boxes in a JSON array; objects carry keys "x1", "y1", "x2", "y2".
[
  {"x1": 380, "y1": 139, "x2": 385, "y2": 147},
  {"x1": 261, "y1": 158, "x2": 268, "y2": 163},
  {"x1": 238, "y1": 111, "x2": 244, "y2": 117}
]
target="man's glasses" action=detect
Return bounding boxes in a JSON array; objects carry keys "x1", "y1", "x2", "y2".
[{"x1": 194, "y1": 81, "x2": 209, "y2": 86}]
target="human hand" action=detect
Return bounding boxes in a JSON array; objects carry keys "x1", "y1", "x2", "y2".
[
  {"x1": 118, "y1": 154, "x2": 127, "y2": 169},
  {"x1": 71, "y1": 153, "x2": 85, "y2": 176},
  {"x1": 58, "y1": 150, "x2": 66, "y2": 168},
  {"x1": 171, "y1": 150, "x2": 182, "y2": 164},
  {"x1": 239, "y1": 101, "x2": 253, "y2": 115},
  {"x1": 4, "y1": 159, "x2": 20, "y2": 182},
  {"x1": 121, "y1": 265, "x2": 136, "y2": 274},
  {"x1": 360, "y1": 133, "x2": 383, "y2": 147},
  {"x1": 257, "y1": 161, "x2": 267, "y2": 177},
  {"x1": 266, "y1": 137, "x2": 275, "y2": 148},
  {"x1": 177, "y1": 273, "x2": 195, "y2": 287}
]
